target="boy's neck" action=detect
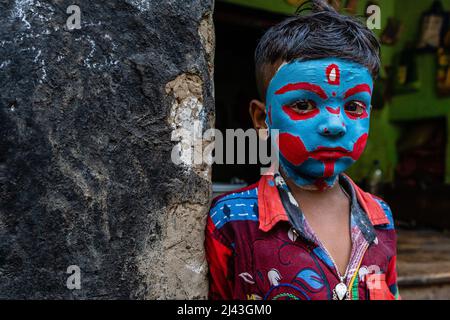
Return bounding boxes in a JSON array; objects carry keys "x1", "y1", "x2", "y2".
[
  {"x1": 280, "y1": 170, "x2": 345, "y2": 204},
  {"x1": 279, "y1": 163, "x2": 339, "y2": 191}
]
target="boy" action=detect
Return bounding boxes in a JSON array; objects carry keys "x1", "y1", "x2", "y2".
[{"x1": 205, "y1": 0, "x2": 399, "y2": 300}]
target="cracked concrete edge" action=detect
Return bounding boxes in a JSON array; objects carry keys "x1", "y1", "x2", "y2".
[
  {"x1": 141, "y1": 202, "x2": 210, "y2": 299},
  {"x1": 138, "y1": 8, "x2": 215, "y2": 300},
  {"x1": 199, "y1": 11, "x2": 216, "y2": 78}
]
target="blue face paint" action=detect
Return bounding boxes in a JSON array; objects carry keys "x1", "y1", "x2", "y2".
[{"x1": 266, "y1": 58, "x2": 373, "y2": 190}]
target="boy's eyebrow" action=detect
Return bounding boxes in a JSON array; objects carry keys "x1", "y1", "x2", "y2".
[
  {"x1": 344, "y1": 84, "x2": 372, "y2": 99},
  {"x1": 275, "y1": 82, "x2": 328, "y2": 99}
]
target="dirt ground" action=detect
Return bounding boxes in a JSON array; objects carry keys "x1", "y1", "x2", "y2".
[{"x1": 397, "y1": 229, "x2": 450, "y2": 300}]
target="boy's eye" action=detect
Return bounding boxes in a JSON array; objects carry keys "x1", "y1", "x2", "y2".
[
  {"x1": 344, "y1": 101, "x2": 367, "y2": 116},
  {"x1": 289, "y1": 100, "x2": 317, "y2": 114}
]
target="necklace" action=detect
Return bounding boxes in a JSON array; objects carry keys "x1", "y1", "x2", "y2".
[
  {"x1": 292, "y1": 227, "x2": 350, "y2": 300},
  {"x1": 318, "y1": 242, "x2": 350, "y2": 300},
  {"x1": 328, "y1": 184, "x2": 352, "y2": 300}
]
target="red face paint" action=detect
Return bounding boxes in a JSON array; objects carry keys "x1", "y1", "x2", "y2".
[
  {"x1": 314, "y1": 179, "x2": 330, "y2": 191},
  {"x1": 344, "y1": 84, "x2": 372, "y2": 99},
  {"x1": 277, "y1": 134, "x2": 368, "y2": 182},
  {"x1": 326, "y1": 64, "x2": 340, "y2": 86},
  {"x1": 323, "y1": 161, "x2": 336, "y2": 178},
  {"x1": 282, "y1": 105, "x2": 320, "y2": 121},
  {"x1": 308, "y1": 133, "x2": 367, "y2": 157},
  {"x1": 275, "y1": 82, "x2": 328, "y2": 100},
  {"x1": 277, "y1": 133, "x2": 309, "y2": 166},
  {"x1": 346, "y1": 109, "x2": 368, "y2": 120},
  {"x1": 326, "y1": 106, "x2": 340, "y2": 115},
  {"x1": 268, "y1": 105, "x2": 273, "y2": 125},
  {"x1": 267, "y1": 59, "x2": 373, "y2": 189},
  {"x1": 310, "y1": 147, "x2": 351, "y2": 161},
  {"x1": 349, "y1": 133, "x2": 369, "y2": 160},
  {"x1": 306, "y1": 133, "x2": 368, "y2": 178},
  {"x1": 345, "y1": 102, "x2": 368, "y2": 120}
]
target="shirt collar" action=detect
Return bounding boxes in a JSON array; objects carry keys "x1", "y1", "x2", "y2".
[
  {"x1": 258, "y1": 174, "x2": 289, "y2": 232},
  {"x1": 340, "y1": 175, "x2": 377, "y2": 243},
  {"x1": 257, "y1": 174, "x2": 389, "y2": 236}
]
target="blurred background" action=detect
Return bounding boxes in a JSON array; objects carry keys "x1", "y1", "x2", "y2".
[{"x1": 212, "y1": 0, "x2": 450, "y2": 299}]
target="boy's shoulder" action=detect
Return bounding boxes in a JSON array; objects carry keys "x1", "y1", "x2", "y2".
[
  {"x1": 367, "y1": 193, "x2": 395, "y2": 230},
  {"x1": 208, "y1": 183, "x2": 259, "y2": 230},
  {"x1": 343, "y1": 174, "x2": 395, "y2": 230}
]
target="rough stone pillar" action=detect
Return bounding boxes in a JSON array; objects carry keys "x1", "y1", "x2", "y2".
[{"x1": 0, "y1": 0, "x2": 214, "y2": 299}]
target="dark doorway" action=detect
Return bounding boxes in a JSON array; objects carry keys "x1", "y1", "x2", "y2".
[{"x1": 212, "y1": 2, "x2": 286, "y2": 186}]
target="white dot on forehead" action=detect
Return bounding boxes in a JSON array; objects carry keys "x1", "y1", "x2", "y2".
[
  {"x1": 326, "y1": 64, "x2": 340, "y2": 86},
  {"x1": 277, "y1": 61, "x2": 288, "y2": 72}
]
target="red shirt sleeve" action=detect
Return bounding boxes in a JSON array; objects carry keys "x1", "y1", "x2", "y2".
[
  {"x1": 386, "y1": 255, "x2": 401, "y2": 300},
  {"x1": 204, "y1": 216, "x2": 234, "y2": 300}
]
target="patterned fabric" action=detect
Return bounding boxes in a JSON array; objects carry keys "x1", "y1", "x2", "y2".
[
  {"x1": 205, "y1": 174, "x2": 400, "y2": 300},
  {"x1": 273, "y1": 173, "x2": 376, "y2": 300}
]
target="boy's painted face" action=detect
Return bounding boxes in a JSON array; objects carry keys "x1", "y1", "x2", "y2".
[{"x1": 266, "y1": 58, "x2": 373, "y2": 190}]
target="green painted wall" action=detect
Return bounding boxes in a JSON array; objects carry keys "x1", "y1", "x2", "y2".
[
  {"x1": 390, "y1": 0, "x2": 450, "y2": 121},
  {"x1": 351, "y1": 0, "x2": 450, "y2": 183},
  {"x1": 347, "y1": 0, "x2": 399, "y2": 182},
  {"x1": 385, "y1": 0, "x2": 450, "y2": 184}
]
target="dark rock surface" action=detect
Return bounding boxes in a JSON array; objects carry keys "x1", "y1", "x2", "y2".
[{"x1": 0, "y1": 0, "x2": 214, "y2": 299}]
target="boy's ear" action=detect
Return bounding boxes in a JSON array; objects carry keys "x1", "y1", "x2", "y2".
[{"x1": 249, "y1": 99, "x2": 267, "y2": 130}]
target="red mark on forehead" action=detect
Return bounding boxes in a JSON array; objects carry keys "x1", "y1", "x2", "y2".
[
  {"x1": 277, "y1": 133, "x2": 309, "y2": 166},
  {"x1": 344, "y1": 84, "x2": 372, "y2": 99},
  {"x1": 283, "y1": 106, "x2": 320, "y2": 121},
  {"x1": 275, "y1": 82, "x2": 328, "y2": 100},
  {"x1": 326, "y1": 64, "x2": 340, "y2": 85}
]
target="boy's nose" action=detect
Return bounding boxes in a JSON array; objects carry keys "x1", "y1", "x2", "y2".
[{"x1": 318, "y1": 114, "x2": 347, "y2": 137}]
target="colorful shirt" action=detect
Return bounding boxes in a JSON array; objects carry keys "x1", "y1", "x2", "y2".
[{"x1": 205, "y1": 174, "x2": 400, "y2": 300}]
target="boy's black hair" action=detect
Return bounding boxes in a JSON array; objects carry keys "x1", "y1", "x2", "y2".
[{"x1": 255, "y1": 0, "x2": 381, "y2": 100}]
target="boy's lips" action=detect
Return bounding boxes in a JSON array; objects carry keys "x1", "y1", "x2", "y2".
[
  {"x1": 277, "y1": 133, "x2": 368, "y2": 165},
  {"x1": 309, "y1": 147, "x2": 351, "y2": 160}
]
